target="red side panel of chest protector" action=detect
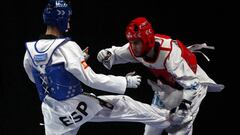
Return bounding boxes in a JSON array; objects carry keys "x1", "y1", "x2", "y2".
[
  {"x1": 148, "y1": 37, "x2": 197, "y2": 87},
  {"x1": 176, "y1": 40, "x2": 197, "y2": 73}
]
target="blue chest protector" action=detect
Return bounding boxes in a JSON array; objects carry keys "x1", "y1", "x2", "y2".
[{"x1": 26, "y1": 38, "x2": 83, "y2": 101}]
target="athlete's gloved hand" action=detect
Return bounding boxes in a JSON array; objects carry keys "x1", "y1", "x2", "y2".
[
  {"x1": 82, "y1": 47, "x2": 90, "y2": 61},
  {"x1": 97, "y1": 49, "x2": 113, "y2": 70},
  {"x1": 97, "y1": 49, "x2": 112, "y2": 63},
  {"x1": 125, "y1": 71, "x2": 141, "y2": 88}
]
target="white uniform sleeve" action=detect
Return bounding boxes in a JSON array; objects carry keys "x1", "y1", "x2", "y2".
[
  {"x1": 165, "y1": 42, "x2": 200, "y2": 101},
  {"x1": 103, "y1": 43, "x2": 139, "y2": 69},
  {"x1": 23, "y1": 52, "x2": 35, "y2": 83},
  {"x1": 58, "y1": 41, "x2": 127, "y2": 94}
]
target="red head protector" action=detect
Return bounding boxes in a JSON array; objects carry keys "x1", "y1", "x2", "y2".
[{"x1": 126, "y1": 17, "x2": 155, "y2": 57}]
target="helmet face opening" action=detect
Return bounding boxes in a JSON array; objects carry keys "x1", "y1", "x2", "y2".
[
  {"x1": 43, "y1": 0, "x2": 72, "y2": 33},
  {"x1": 126, "y1": 17, "x2": 155, "y2": 57},
  {"x1": 129, "y1": 39, "x2": 144, "y2": 57}
]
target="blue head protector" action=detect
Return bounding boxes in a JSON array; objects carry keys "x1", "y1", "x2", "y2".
[{"x1": 43, "y1": 0, "x2": 72, "y2": 33}]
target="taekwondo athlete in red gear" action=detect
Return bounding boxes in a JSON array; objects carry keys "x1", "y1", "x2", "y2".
[{"x1": 97, "y1": 17, "x2": 224, "y2": 135}]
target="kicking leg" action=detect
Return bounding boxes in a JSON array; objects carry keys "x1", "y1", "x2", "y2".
[{"x1": 90, "y1": 95, "x2": 170, "y2": 129}]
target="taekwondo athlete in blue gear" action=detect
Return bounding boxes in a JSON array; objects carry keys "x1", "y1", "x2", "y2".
[
  {"x1": 27, "y1": 0, "x2": 77, "y2": 101},
  {"x1": 23, "y1": 1, "x2": 171, "y2": 134}
]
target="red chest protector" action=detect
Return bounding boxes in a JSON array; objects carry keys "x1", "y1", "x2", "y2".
[{"x1": 129, "y1": 34, "x2": 197, "y2": 87}]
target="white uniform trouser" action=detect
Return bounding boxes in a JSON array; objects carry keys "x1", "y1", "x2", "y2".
[
  {"x1": 42, "y1": 95, "x2": 170, "y2": 135},
  {"x1": 144, "y1": 85, "x2": 207, "y2": 135}
]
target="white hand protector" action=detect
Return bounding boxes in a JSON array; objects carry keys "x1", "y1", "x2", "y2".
[
  {"x1": 147, "y1": 79, "x2": 183, "y2": 110},
  {"x1": 126, "y1": 71, "x2": 141, "y2": 88},
  {"x1": 97, "y1": 49, "x2": 112, "y2": 62},
  {"x1": 97, "y1": 49, "x2": 113, "y2": 69}
]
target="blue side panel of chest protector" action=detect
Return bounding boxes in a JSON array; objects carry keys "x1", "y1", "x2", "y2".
[
  {"x1": 32, "y1": 68, "x2": 47, "y2": 101},
  {"x1": 32, "y1": 63, "x2": 83, "y2": 101}
]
